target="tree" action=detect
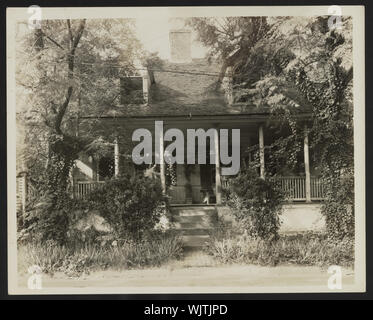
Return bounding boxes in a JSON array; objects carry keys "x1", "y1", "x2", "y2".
[
  {"x1": 190, "y1": 16, "x2": 354, "y2": 239},
  {"x1": 16, "y1": 19, "x2": 142, "y2": 242},
  {"x1": 187, "y1": 17, "x2": 270, "y2": 89}
]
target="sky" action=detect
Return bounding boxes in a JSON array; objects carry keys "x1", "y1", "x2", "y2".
[{"x1": 135, "y1": 17, "x2": 208, "y2": 60}]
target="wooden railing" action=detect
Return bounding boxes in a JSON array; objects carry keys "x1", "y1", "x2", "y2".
[
  {"x1": 16, "y1": 175, "x2": 39, "y2": 213},
  {"x1": 310, "y1": 176, "x2": 325, "y2": 200},
  {"x1": 16, "y1": 175, "x2": 27, "y2": 212},
  {"x1": 73, "y1": 176, "x2": 326, "y2": 202},
  {"x1": 73, "y1": 181, "x2": 105, "y2": 200},
  {"x1": 276, "y1": 176, "x2": 325, "y2": 201},
  {"x1": 222, "y1": 176, "x2": 325, "y2": 201},
  {"x1": 275, "y1": 176, "x2": 307, "y2": 201}
]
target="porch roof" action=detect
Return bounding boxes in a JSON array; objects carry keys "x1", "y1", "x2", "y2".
[{"x1": 78, "y1": 111, "x2": 313, "y2": 126}]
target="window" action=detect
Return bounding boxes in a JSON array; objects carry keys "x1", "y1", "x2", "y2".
[{"x1": 120, "y1": 76, "x2": 145, "y2": 105}]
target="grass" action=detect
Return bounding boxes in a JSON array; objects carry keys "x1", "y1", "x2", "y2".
[
  {"x1": 205, "y1": 232, "x2": 354, "y2": 268},
  {"x1": 18, "y1": 234, "x2": 184, "y2": 277}
]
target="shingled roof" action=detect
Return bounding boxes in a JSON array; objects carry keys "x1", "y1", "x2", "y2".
[
  {"x1": 99, "y1": 58, "x2": 275, "y2": 118},
  {"x1": 147, "y1": 59, "x2": 226, "y2": 115}
]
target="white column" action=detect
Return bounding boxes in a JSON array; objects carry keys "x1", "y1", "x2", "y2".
[
  {"x1": 304, "y1": 125, "x2": 311, "y2": 202},
  {"x1": 226, "y1": 66, "x2": 234, "y2": 106},
  {"x1": 159, "y1": 129, "x2": 166, "y2": 194},
  {"x1": 142, "y1": 74, "x2": 149, "y2": 103},
  {"x1": 214, "y1": 129, "x2": 222, "y2": 205},
  {"x1": 96, "y1": 159, "x2": 100, "y2": 181},
  {"x1": 259, "y1": 125, "x2": 265, "y2": 179},
  {"x1": 21, "y1": 174, "x2": 27, "y2": 213},
  {"x1": 114, "y1": 137, "x2": 119, "y2": 177}
]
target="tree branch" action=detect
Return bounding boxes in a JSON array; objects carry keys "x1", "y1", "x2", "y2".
[
  {"x1": 41, "y1": 31, "x2": 65, "y2": 50},
  {"x1": 54, "y1": 19, "x2": 86, "y2": 134}
]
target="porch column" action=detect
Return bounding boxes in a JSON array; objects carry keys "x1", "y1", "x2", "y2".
[
  {"x1": 114, "y1": 137, "x2": 120, "y2": 177},
  {"x1": 214, "y1": 128, "x2": 222, "y2": 205},
  {"x1": 259, "y1": 125, "x2": 265, "y2": 179},
  {"x1": 304, "y1": 125, "x2": 311, "y2": 202},
  {"x1": 159, "y1": 128, "x2": 166, "y2": 194},
  {"x1": 96, "y1": 159, "x2": 100, "y2": 181}
]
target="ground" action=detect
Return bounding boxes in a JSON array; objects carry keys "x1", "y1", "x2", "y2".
[{"x1": 16, "y1": 250, "x2": 355, "y2": 293}]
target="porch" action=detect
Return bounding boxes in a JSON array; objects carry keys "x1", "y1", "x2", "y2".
[{"x1": 72, "y1": 115, "x2": 325, "y2": 204}]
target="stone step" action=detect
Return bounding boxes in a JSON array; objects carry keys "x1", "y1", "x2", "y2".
[
  {"x1": 172, "y1": 221, "x2": 213, "y2": 229},
  {"x1": 170, "y1": 206, "x2": 217, "y2": 216},
  {"x1": 181, "y1": 235, "x2": 210, "y2": 247},
  {"x1": 172, "y1": 214, "x2": 216, "y2": 224},
  {"x1": 177, "y1": 228, "x2": 211, "y2": 236},
  {"x1": 174, "y1": 209, "x2": 216, "y2": 217},
  {"x1": 170, "y1": 206, "x2": 217, "y2": 247},
  {"x1": 171, "y1": 206, "x2": 216, "y2": 211}
]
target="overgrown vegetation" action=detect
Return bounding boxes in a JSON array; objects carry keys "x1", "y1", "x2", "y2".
[
  {"x1": 19, "y1": 234, "x2": 183, "y2": 277},
  {"x1": 205, "y1": 226, "x2": 354, "y2": 268},
  {"x1": 189, "y1": 16, "x2": 354, "y2": 241},
  {"x1": 85, "y1": 175, "x2": 167, "y2": 241},
  {"x1": 16, "y1": 19, "x2": 148, "y2": 244},
  {"x1": 223, "y1": 165, "x2": 284, "y2": 241},
  {"x1": 18, "y1": 171, "x2": 179, "y2": 276},
  {"x1": 20, "y1": 174, "x2": 167, "y2": 242}
]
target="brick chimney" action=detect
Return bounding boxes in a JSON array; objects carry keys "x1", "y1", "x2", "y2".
[{"x1": 169, "y1": 29, "x2": 192, "y2": 63}]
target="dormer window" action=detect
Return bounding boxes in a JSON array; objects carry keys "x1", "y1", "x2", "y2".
[{"x1": 120, "y1": 76, "x2": 148, "y2": 105}]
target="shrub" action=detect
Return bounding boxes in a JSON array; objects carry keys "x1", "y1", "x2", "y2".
[
  {"x1": 322, "y1": 172, "x2": 354, "y2": 240},
  {"x1": 86, "y1": 175, "x2": 166, "y2": 241},
  {"x1": 21, "y1": 192, "x2": 79, "y2": 245},
  {"x1": 223, "y1": 166, "x2": 284, "y2": 241}
]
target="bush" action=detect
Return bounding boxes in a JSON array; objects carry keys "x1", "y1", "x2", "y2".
[
  {"x1": 21, "y1": 192, "x2": 79, "y2": 245},
  {"x1": 86, "y1": 175, "x2": 166, "y2": 241},
  {"x1": 205, "y1": 231, "x2": 354, "y2": 268},
  {"x1": 322, "y1": 172, "x2": 354, "y2": 240},
  {"x1": 223, "y1": 166, "x2": 284, "y2": 241},
  {"x1": 18, "y1": 233, "x2": 183, "y2": 277}
]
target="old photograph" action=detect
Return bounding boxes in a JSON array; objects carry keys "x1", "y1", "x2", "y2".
[{"x1": 6, "y1": 6, "x2": 365, "y2": 294}]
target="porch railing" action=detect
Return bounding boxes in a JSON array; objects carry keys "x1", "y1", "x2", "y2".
[
  {"x1": 73, "y1": 181, "x2": 105, "y2": 200},
  {"x1": 222, "y1": 176, "x2": 325, "y2": 201},
  {"x1": 310, "y1": 177, "x2": 325, "y2": 200},
  {"x1": 16, "y1": 174, "x2": 39, "y2": 213},
  {"x1": 73, "y1": 176, "x2": 326, "y2": 202},
  {"x1": 277, "y1": 176, "x2": 325, "y2": 201}
]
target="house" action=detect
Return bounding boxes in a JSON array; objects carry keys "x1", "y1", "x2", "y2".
[{"x1": 73, "y1": 29, "x2": 326, "y2": 245}]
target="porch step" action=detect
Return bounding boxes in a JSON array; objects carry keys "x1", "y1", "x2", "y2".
[
  {"x1": 173, "y1": 207, "x2": 217, "y2": 217},
  {"x1": 178, "y1": 228, "x2": 212, "y2": 236},
  {"x1": 170, "y1": 205, "x2": 217, "y2": 247},
  {"x1": 181, "y1": 235, "x2": 210, "y2": 247},
  {"x1": 172, "y1": 221, "x2": 213, "y2": 229}
]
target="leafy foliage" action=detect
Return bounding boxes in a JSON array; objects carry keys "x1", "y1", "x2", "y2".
[
  {"x1": 223, "y1": 165, "x2": 284, "y2": 241},
  {"x1": 190, "y1": 16, "x2": 354, "y2": 240},
  {"x1": 86, "y1": 175, "x2": 166, "y2": 240},
  {"x1": 16, "y1": 19, "x2": 146, "y2": 241}
]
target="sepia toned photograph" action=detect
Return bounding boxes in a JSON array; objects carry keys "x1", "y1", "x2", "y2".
[{"x1": 6, "y1": 6, "x2": 365, "y2": 295}]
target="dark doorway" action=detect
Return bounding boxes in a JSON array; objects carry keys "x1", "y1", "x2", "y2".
[
  {"x1": 98, "y1": 156, "x2": 114, "y2": 180},
  {"x1": 200, "y1": 164, "x2": 215, "y2": 204}
]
